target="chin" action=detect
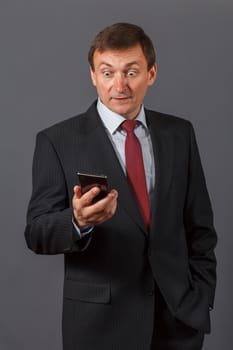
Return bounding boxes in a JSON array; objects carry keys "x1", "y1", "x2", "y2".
[
  {"x1": 112, "y1": 107, "x2": 130, "y2": 116},
  {"x1": 110, "y1": 103, "x2": 130, "y2": 114}
]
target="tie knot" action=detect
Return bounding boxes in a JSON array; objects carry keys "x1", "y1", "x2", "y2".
[{"x1": 121, "y1": 119, "x2": 137, "y2": 133}]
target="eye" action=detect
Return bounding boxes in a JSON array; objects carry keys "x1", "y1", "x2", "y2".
[
  {"x1": 127, "y1": 70, "x2": 137, "y2": 77},
  {"x1": 103, "y1": 71, "x2": 112, "y2": 77}
]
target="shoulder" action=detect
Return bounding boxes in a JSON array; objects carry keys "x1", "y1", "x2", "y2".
[
  {"x1": 146, "y1": 108, "x2": 192, "y2": 127},
  {"x1": 36, "y1": 101, "x2": 98, "y2": 143},
  {"x1": 41, "y1": 113, "x2": 85, "y2": 137},
  {"x1": 145, "y1": 108, "x2": 193, "y2": 134}
]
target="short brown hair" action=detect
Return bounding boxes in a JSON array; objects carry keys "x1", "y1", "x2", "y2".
[{"x1": 88, "y1": 22, "x2": 156, "y2": 71}]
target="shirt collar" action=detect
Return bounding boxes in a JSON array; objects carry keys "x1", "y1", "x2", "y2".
[{"x1": 97, "y1": 98, "x2": 148, "y2": 135}]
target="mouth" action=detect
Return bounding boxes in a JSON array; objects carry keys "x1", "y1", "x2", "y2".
[{"x1": 111, "y1": 96, "x2": 132, "y2": 101}]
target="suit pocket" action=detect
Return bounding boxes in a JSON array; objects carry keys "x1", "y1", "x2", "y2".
[
  {"x1": 175, "y1": 281, "x2": 210, "y2": 333},
  {"x1": 64, "y1": 279, "x2": 111, "y2": 304}
]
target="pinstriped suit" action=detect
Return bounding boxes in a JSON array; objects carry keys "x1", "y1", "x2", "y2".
[{"x1": 25, "y1": 101, "x2": 217, "y2": 349}]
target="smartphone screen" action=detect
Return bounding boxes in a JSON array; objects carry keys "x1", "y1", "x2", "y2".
[{"x1": 77, "y1": 172, "x2": 108, "y2": 203}]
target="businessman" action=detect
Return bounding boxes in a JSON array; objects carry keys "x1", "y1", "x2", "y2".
[{"x1": 25, "y1": 22, "x2": 217, "y2": 349}]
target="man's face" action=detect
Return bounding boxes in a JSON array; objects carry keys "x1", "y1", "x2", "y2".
[{"x1": 90, "y1": 44, "x2": 157, "y2": 120}]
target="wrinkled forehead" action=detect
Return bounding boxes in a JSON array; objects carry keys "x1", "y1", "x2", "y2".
[{"x1": 92, "y1": 45, "x2": 147, "y2": 69}]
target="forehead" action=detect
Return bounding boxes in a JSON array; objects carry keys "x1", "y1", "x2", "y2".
[{"x1": 92, "y1": 44, "x2": 147, "y2": 68}]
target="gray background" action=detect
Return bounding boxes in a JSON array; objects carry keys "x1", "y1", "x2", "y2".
[{"x1": 0, "y1": 0, "x2": 232, "y2": 349}]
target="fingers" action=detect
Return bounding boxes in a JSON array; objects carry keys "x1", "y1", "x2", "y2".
[
  {"x1": 72, "y1": 186, "x2": 118, "y2": 227},
  {"x1": 88, "y1": 190, "x2": 118, "y2": 219},
  {"x1": 73, "y1": 185, "x2": 101, "y2": 206}
]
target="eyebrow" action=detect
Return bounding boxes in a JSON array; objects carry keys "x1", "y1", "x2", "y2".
[{"x1": 98, "y1": 61, "x2": 141, "y2": 68}]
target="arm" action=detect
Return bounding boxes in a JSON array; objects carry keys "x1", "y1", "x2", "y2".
[
  {"x1": 184, "y1": 123, "x2": 217, "y2": 309},
  {"x1": 24, "y1": 131, "x2": 90, "y2": 254},
  {"x1": 25, "y1": 131, "x2": 118, "y2": 255}
]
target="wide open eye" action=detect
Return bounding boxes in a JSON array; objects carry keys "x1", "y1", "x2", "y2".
[
  {"x1": 127, "y1": 70, "x2": 137, "y2": 77},
  {"x1": 103, "y1": 71, "x2": 112, "y2": 77}
]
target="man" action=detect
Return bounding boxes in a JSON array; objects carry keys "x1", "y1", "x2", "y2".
[{"x1": 25, "y1": 23, "x2": 217, "y2": 349}]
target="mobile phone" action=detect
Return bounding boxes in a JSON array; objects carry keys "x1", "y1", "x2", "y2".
[{"x1": 77, "y1": 172, "x2": 108, "y2": 203}]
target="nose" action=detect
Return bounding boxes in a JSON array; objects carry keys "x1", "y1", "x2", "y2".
[{"x1": 114, "y1": 74, "x2": 127, "y2": 93}]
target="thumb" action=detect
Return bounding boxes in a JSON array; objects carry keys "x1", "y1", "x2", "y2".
[{"x1": 73, "y1": 185, "x2": 82, "y2": 199}]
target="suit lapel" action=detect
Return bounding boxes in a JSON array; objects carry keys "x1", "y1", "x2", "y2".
[
  {"x1": 74, "y1": 103, "x2": 147, "y2": 233},
  {"x1": 146, "y1": 110, "x2": 174, "y2": 230}
]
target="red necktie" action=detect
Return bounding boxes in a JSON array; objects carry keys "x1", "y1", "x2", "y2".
[{"x1": 121, "y1": 120, "x2": 151, "y2": 229}]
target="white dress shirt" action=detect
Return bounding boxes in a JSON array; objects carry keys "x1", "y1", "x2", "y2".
[
  {"x1": 97, "y1": 99, "x2": 155, "y2": 199},
  {"x1": 73, "y1": 99, "x2": 155, "y2": 238}
]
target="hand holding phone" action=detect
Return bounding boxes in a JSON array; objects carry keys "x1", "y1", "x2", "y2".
[{"x1": 73, "y1": 173, "x2": 117, "y2": 228}]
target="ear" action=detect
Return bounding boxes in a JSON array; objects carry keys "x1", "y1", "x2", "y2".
[
  {"x1": 147, "y1": 64, "x2": 157, "y2": 86},
  {"x1": 90, "y1": 67, "x2": 97, "y2": 86}
]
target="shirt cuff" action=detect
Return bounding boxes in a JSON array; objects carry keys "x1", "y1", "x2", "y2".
[{"x1": 72, "y1": 216, "x2": 94, "y2": 239}]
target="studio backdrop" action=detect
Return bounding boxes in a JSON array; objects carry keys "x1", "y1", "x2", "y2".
[{"x1": 0, "y1": 1, "x2": 232, "y2": 349}]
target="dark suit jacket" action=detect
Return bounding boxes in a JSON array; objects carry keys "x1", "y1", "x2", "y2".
[{"x1": 25, "y1": 101, "x2": 217, "y2": 350}]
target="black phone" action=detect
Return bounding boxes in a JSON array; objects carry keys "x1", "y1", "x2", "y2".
[{"x1": 77, "y1": 172, "x2": 108, "y2": 203}]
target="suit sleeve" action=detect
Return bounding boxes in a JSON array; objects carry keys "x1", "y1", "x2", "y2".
[
  {"x1": 185, "y1": 123, "x2": 217, "y2": 309},
  {"x1": 24, "y1": 131, "x2": 92, "y2": 254}
]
